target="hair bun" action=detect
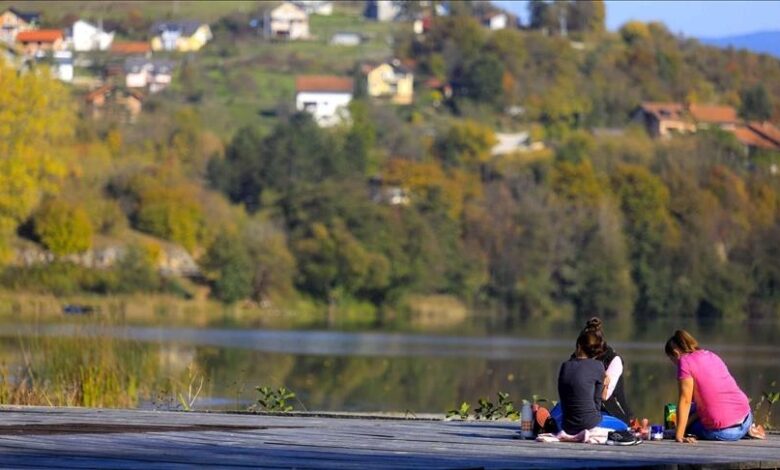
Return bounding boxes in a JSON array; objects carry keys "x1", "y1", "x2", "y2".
[{"x1": 585, "y1": 317, "x2": 602, "y2": 331}]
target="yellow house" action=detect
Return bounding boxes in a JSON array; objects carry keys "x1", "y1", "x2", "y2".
[
  {"x1": 150, "y1": 21, "x2": 212, "y2": 52},
  {"x1": 1, "y1": 7, "x2": 39, "y2": 43},
  {"x1": 362, "y1": 60, "x2": 414, "y2": 105}
]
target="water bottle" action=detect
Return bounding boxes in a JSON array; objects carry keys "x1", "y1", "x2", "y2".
[{"x1": 521, "y1": 402, "x2": 534, "y2": 439}]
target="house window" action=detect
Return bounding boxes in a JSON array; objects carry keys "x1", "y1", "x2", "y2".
[{"x1": 303, "y1": 102, "x2": 317, "y2": 112}]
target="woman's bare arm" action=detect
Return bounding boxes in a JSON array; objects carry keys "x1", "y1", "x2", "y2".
[{"x1": 676, "y1": 377, "x2": 696, "y2": 443}]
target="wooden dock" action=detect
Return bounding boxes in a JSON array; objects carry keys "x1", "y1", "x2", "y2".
[{"x1": 0, "y1": 406, "x2": 778, "y2": 469}]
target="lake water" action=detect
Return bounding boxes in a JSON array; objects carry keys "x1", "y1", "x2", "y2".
[{"x1": 1, "y1": 317, "x2": 779, "y2": 425}]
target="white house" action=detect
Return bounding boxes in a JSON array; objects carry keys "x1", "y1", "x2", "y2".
[
  {"x1": 51, "y1": 50, "x2": 73, "y2": 81},
  {"x1": 295, "y1": 75, "x2": 353, "y2": 127},
  {"x1": 292, "y1": 1, "x2": 333, "y2": 16},
  {"x1": 265, "y1": 2, "x2": 309, "y2": 40},
  {"x1": 69, "y1": 20, "x2": 114, "y2": 51},
  {"x1": 124, "y1": 57, "x2": 175, "y2": 93},
  {"x1": 491, "y1": 132, "x2": 545, "y2": 156},
  {"x1": 364, "y1": 0, "x2": 400, "y2": 22},
  {"x1": 482, "y1": 12, "x2": 508, "y2": 30}
]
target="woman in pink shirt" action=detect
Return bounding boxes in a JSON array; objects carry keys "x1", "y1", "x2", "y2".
[{"x1": 665, "y1": 330, "x2": 762, "y2": 443}]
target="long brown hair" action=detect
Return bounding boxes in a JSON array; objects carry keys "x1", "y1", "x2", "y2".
[
  {"x1": 577, "y1": 321, "x2": 606, "y2": 358},
  {"x1": 577, "y1": 317, "x2": 607, "y2": 357},
  {"x1": 664, "y1": 329, "x2": 699, "y2": 357}
]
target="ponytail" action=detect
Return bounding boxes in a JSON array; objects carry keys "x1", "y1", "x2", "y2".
[
  {"x1": 664, "y1": 329, "x2": 699, "y2": 357},
  {"x1": 584, "y1": 317, "x2": 602, "y2": 334}
]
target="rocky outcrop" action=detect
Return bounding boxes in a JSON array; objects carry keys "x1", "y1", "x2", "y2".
[{"x1": 14, "y1": 242, "x2": 200, "y2": 277}]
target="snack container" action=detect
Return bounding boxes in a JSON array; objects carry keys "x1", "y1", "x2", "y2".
[
  {"x1": 664, "y1": 403, "x2": 677, "y2": 429},
  {"x1": 651, "y1": 425, "x2": 664, "y2": 440}
]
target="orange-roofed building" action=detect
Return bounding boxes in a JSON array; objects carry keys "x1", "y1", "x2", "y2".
[
  {"x1": 16, "y1": 29, "x2": 64, "y2": 55},
  {"x1": 747, "y1": 121, "x2": 780, "y2": 147},
  {"x1": 295, "y1": 75, "x2": 353, "y2": 127},
  {"x1": 733, "y1": 126, "x2": 780, "y2": 151},
  {"x1": 631, "y1": 102, "x2": 695, "y2": 137},
  {"x1": 110, "y1": 41, "x2": 152, "y2": 55},
  {"x1": 633, "y1": 101, "x2": 742, "y2": 138},
  {"x1": 85, "y1": 84, "x2": 144, "y2": 122},
  {"x1": 689, "y1": 104, "x2": 739, "y2": 130}
]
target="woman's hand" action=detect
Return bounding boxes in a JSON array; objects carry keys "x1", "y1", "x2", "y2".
[{"x1": 676, "y1": 435, "x2": 697, "y2": 444}]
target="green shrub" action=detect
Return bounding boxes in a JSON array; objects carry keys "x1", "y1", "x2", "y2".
[{"x1": 33, "y1": 199, "x2": 94, "y2": 256}]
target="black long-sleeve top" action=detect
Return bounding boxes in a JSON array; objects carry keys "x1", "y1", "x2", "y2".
[{"x1": 557, "y1": 357, "x2": 604, "y2": 434}]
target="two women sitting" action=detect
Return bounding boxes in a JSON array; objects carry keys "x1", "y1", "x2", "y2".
[{"x1": 554, "y1": 320, "x2": 764, "y2": 442}]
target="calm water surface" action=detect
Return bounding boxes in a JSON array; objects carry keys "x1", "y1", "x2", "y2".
[{"x1": 2, "y1": 318, "x2": 779, "y2": 424}]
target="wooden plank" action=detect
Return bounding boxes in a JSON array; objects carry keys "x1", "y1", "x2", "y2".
[{"x1": 0, "y1": 406, "x2": 778, "y2": 469}]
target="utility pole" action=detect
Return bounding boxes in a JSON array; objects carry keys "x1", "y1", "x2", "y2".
[{"x1": 559, "y1": 5, "x2": 567, "y2": 37}]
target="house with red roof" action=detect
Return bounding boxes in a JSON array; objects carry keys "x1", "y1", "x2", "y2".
[
  {"x1": 733, "y1": 121, "x2": 780, "y2": 154},
  {"x1": 688, "y1": 104, "x2": 739, "y2": 130},
  {"x1": 85, "y1": 84, "x2": 144, "y2": 122},
  {"x1": 631, "y1": 102, "x2": 696, "y2": 137},
  {"x1": 110, "y1": 41, "x2": 152, "y2": 55},
  {"x1": 16, "y1": 29, "x2": 64, "y2": 56},
  {"x1": 295, "y1": 75, "x2": 353, "y2": 127},
  {"x1": 633, "y1": 100, "x2": 780, "y2": 163}
]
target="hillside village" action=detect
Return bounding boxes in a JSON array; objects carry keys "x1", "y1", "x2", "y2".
[
  {"x1": 2, "y1": 0, "x2": 780, "y2": 323},
  {"x1": 3, "y1": 1, "x2": 779, "y2": 153}
]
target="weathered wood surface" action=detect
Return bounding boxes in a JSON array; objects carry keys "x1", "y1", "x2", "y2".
[{"x1": 0, "y1": 406, "x2": 778, "y2": 469}]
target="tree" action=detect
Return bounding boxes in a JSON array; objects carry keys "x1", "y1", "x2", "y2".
[
  {"x1": 293, "y1": 219, "x2": 390, "y2": 303},
  {"x1": 0, "y1": 61, "x2": 73, "y2": 260},
  {"x1": 208, "y1": 113, "x2": 339, "y2": 212},
  {"x1": 203, "y1": 233, "x2": 253, "y2": 304},
  {"x1": 556, "y1": 130, "x2": 596, "y2": 163},
  {"x1": 610, "y1": 164, "x2": 678, "y2": 316},
  {"x1": 619, "y1": 21, "x2": 651, "y2": 44},
  {"x1": 456, "y1": 54, "x2": 505, "y2": 106},
  {"x1": 562, "y1": 202, "x2": 635, "y2": 318},
  {"x1": 528, "y1": 0, "x2": 554, "y2": 30},
  {"x1": 33, "y1": 199, "x2": 93, "y2": 256},
  {"x1": 341, "y1": 100, "x2": 376, "y2": 175},
  {"x1": 207, "y1": 125, "x2": 265, "y2": 210},
  {"x1": 739, "y1": 84, "x2": 773, "y2": 121},
  {"x1": 242, "y1": 219, "x2": 296, "y2": 300},
  {"x1": 549, "y1": 159, "x2": 604, "y2": 206},
  {"x1": 485, "y1": 29, "x2": 526, "y2": 77},
  {"x1": 132, "y1": 179, "x2": 204, "y2": 252},
  {"x1": 568, "y1": 0, "x2": 606, "y2": 35},
  {"x1": 434, "y1": 120, "x2": 497, "y2": 168},
  {"x1": 114, "y1": 244, "x2": 162, "y2": 293}
]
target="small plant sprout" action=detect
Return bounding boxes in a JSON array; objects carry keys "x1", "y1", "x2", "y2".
[
  {"x1": 475, "y1": 397, "x2": 499, "y2": 420},
  {"x1": 754, "y1": 381, "x2": 779, "y2": 430},
  {"x1": 252, "y1": 386, "x2": 296, "y2": 413},
  {"x1": 177, "y1": 364, "x2": 205, "y2": 412},
  {"x1": 448, "y1": 392, "x2": 529, "y2": 421},
  {"x1": 446, "y1": 401, "x2": 471, "y2": 420},
  {"x1": 497, "y1": 392, "x2": 520, "y2": 421}
]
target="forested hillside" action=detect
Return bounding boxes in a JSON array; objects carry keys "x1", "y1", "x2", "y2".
[{"x1": 2, "y1": 0, "x2": 780, "y2": 326}]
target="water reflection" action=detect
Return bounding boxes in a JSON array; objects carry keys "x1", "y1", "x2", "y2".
[{"x1": 0, "y1": 322, "x2": 778, "y2": 425}]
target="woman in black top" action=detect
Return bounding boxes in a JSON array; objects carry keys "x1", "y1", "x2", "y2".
[
  {"x1": 583, "y1": 318, "x2": 633, "y2": 424},
  {"x1": 558, "y1": 329, "x2": 605, "y2": 434}
]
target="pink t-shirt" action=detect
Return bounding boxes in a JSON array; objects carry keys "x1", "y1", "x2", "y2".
[{"x1": 677, "y1": 349, "x2": 750, "y2": 430}]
